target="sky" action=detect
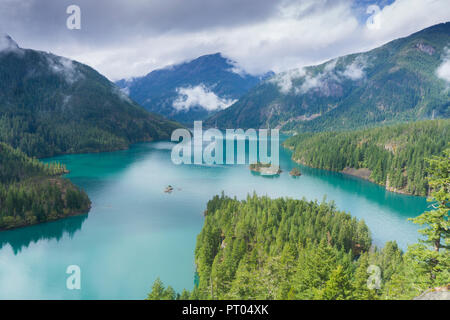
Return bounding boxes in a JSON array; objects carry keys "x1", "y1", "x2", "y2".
[{"x1": 0, "y1": 0, "x2": 449, "y2": 81}]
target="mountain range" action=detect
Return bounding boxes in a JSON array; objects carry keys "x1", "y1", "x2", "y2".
[
  {"x1": 116, "y1": 53, "x2": 273, "y2": 124},
  {"x1": 0, "y1": 35, "x2": 180, "y2": 158},
  {"x1": 206, "y1": 22, "x2": 450, "y2": 131}
]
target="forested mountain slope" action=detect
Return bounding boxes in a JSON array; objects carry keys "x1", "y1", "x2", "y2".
[
  {"x1": 206, "y1": 22, "x2": 450, "y2": 131},
  {"x1": 148, "y1": 192, "x2": 449, "y2": 300},
  {"x1": 0, "y1": 142, "x2": 90, "y2": 230},
  {"x1": 0, "y1": 35, "x2": 180, "y2": 158},
  {"x1": 283, "y1": 119, "x2": 450, "y2": 196}
]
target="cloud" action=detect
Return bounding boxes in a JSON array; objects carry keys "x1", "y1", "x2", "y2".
[
  {"x1": 271, "y1": 56, "x2": 368, "y2": 95},
  {"x1": 269, "y1": 68, "x2": 306, "y2": 94},
  {"x1": 173, "y1": 84, "x2": 237, "y2": 111},
  {"x1": 436, "y1": 47, "x2": 450, "y2": 82},
  {"x1": 46, "y1": 54, "x2": 82, "y2": 84},
  {"x1": 340, "y1": 55, "x2": 368, "y2": 80},
  {"x1": 0, "y1": 34, "x2": 22, "y2": 54},
  {"x1": 225, "y1": 58, "x2": 248, "y2": 78},
  {"x1": 0, "y1": 0, "x2": 448, "y2": 80},
  {"x1": 296, "y1": 59, "x2": 340, "y2": 94}
]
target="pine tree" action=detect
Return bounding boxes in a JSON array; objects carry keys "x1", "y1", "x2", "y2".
[
  {"x1": 408, "y1": 148, "x2": 449, "y2": 285},
  {"x1": 318, "y1": 265, "x2": 352, "y2": 300},
  {"x1": 146, "y1": 278, "x2": 165, "y2": 300}
]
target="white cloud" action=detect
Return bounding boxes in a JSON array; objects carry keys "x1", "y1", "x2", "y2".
[
  {"x1": 113, "y1": 85, "x2": 133, "y2": 103},
  {"x1": 173, "y1": 84, "x2": 237, "y2": 111},
  {"x1": 271, "y1": 54, "x2": 371, "y2": 95},
  {"x1": 0, "y1": 33, "x2": 22, "y2": 54},
  {"x1": 296, "y1": 59, "x2": 339, "y2": 94},
  {"x1": 120, "y1": 86, "x2": 130, "y2": 96},
  {"x1": 46, "y1": 55, "x2": 82, "y2": 84},
  {"x1": 269, "y1": 68, "x2": 306, "y2": 94},
  {"x1": 1, "y1": 0, "x2": 449, "y2": 80},
  {"x1": 340, "y1": 56, "x2": 367, "y2": 80},
  {"x1": 437, "y1": 47, "x2": 450, "y2": 82}
]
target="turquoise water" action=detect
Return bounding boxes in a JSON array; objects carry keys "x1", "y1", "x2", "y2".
[{"x1": 0, "y1": 140, "x2": 427, "y2": 299}]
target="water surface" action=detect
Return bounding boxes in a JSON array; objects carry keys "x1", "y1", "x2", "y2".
[{"x1": 0, "y1": 141, "x2": 426, "y2": 299}]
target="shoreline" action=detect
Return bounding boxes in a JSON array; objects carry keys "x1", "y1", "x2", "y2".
[
  {"x1": 288, "y1": 151, "x2": 424, "y2": 198},
  {"x1": 38, "y1": 137, "x2": 161, "y2": 160},
  {"x1": 0, "y1": 207, "x2": 91, "y2": 233}
]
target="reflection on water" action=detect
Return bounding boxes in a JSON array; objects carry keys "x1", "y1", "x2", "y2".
[
  {"x1": 0, "y1": 139, "x2": 427, "y2": 299},
  {"x1": 0, "y1": 214, "x2": 88, "y2": 254}
]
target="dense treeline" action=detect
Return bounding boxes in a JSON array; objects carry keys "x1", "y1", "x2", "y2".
[
  {"x1": 149, "y1": 194, "x2": 411, "y2": 300},
  {"x1": 0, "y1": 142, "x2": 90, "y2": 230},
  {"x1": 192, "y1": 193, "x2": 375, "y2": 299},
  {"x1": 0, "y1": 142, "x2": 67, "y2": 184},
  {"x1": 283, "y1": 120, "x2": 449, "y2": 196}
]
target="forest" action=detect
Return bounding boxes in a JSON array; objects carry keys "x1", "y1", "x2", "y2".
[
  {"x1": 283, "y1": 119, "x2": 450, "y2": 196},
  {"x1": 0, "y1": 45, "x2": 180, "y2": 158},
  {"x1": 147, "y1": 148, "x2": 449, "y2": 300},
  {"x1": 0, "y1": 142, "x2": 91, "y2": 230}
]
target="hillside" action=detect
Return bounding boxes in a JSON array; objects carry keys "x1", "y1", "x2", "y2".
[
  {"x1": 0, "y1": 35, "x2": 180, "y2": 158},
  {"x1": 283, "y1": 119, "x2": 450, "y2": 196},
  {"x1": 0, "y1": 142, "x2": 91, "y2": 230},
  {"x1": 148, "y1": 193, "x2": 444, "y2": 300},
  {"x1": 116, "y1": 53, "x2": 273, "y2": 124},
  {"x1": 206, "y1": 23, "x2": 450, "y2": 131}
]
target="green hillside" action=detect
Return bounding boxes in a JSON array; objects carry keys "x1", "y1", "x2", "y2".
[
  {"x1": 0, "y1": 35, "x2": 180, "y2": 158},
  {"x1": 284, "y1": 119, "x2": 450, "y2": 196},
  {"x1": 0, "y1": 142, "x2": 90, "y2": 230},
  {"x1": 206, "y1": 22, "x2": 450, "y2": 131},
  {"x1": 148, "y1": 191, "x2": 449, "y2": 300}
]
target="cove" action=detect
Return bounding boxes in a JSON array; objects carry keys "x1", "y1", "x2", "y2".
[{"x1": 0, "y1": 140, "x2": 426, "y2": 299}]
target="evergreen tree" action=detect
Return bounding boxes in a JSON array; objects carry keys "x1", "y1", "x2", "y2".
[
  {"x1": 408, "y1": 148, "x2": 449, "y2": 285},
  {"x1": 146, "y1": 278, "x2": 165, "y2": 300}
]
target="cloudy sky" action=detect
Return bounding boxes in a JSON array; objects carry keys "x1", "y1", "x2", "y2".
[{"x1": 1, "y1": 0, "x2": 449, "y2": 80}]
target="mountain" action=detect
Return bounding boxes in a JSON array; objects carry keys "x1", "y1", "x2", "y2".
[
  {"x1": 116, "y1": 53, "x2": 273, "y2": 124},
  {"x1": 0, "y1": 142, "x2": 91, "y2": 230},
  {"x1": 206, "y1": 23, "x2": 450, "y2": 131},
  {"x1": 0, "y1": 35, "x2": 180, "y2": 158}
]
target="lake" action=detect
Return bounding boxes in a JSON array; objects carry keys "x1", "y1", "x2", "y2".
[{"x1": 0, "y1": 140, "x2": 427, "y2": 299}]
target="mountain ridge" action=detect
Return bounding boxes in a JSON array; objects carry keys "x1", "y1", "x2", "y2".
[
  {"x1": 0, "y1": 35, "x2": 180, "y2": 158},
  {"x1": 116, "y1": 53, "x2": 273, "y2": 124},
  {"x1": 205, "y1": 22, "x2": 450, "y2": 131}
]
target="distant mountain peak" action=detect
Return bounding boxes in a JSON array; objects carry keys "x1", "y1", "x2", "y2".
[{"x1": 0, "y1": 34, "x2": 20, "y2": 52}]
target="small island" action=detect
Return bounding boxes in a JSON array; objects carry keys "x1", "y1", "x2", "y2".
[
  {"x1": 289, "y1": 167, "x2": 302, "y2": 177},
  {"x1": 164, "y1": 185, "x2": 174, "y2": 193},
  {"x1": 249, "y1": 162, "x2": 281, "y2": 176}
]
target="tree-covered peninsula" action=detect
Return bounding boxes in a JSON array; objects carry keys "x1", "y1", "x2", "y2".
[
  {"x1": 147, "y1": 148, "x2": 449, "y2": 300},
  {"x1": 0, "y1": 142, "x2": 91, "y2": 230},
  {"x1": 283, "y1": 119, "x2": 449, "y2": 196}
]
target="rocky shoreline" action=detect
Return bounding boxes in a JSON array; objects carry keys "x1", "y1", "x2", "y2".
[
  {"x1": 290, "y1": 156, "x2": 417, "y2": 196},
  {"x1": 249, "y1": 163, "x2": 281, "y2": 176}
]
